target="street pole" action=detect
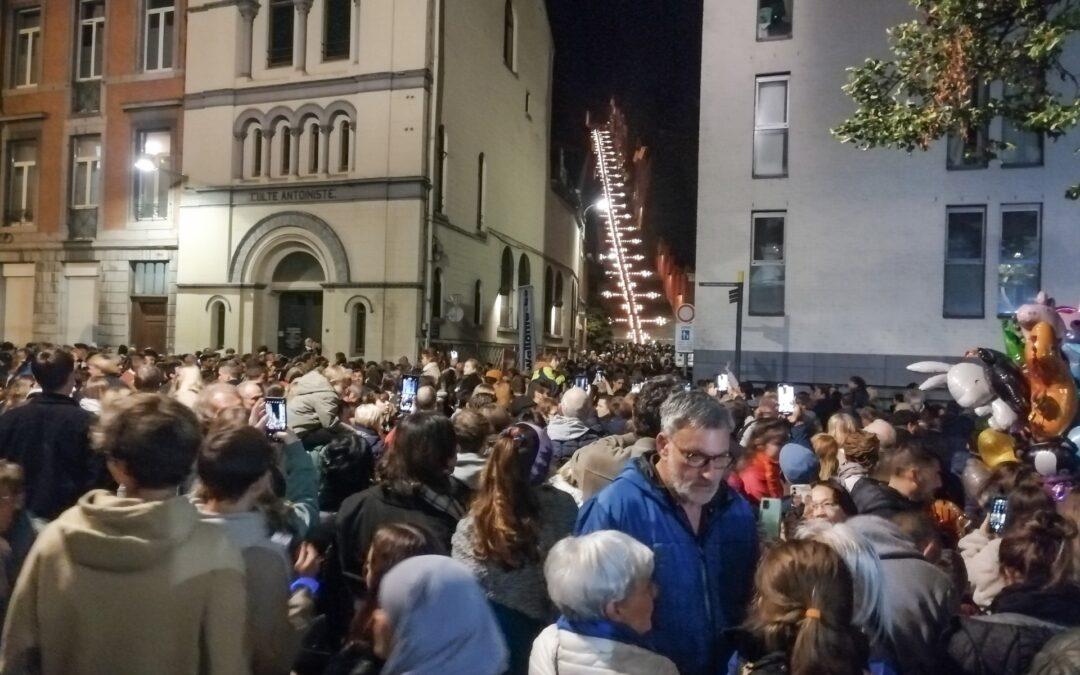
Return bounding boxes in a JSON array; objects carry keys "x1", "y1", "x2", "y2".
[{"x1": 734, "y1": 271, "x2": 744, "y2": 381}]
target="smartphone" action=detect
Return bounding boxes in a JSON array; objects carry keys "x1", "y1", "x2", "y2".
[
  {"x1": 573, "y1": 374, "x2": 590, "y2": 392},
  {"x1": 450, "y1": 350, "x2": 459, "y2": 360},
  {"x1": 716, "y1": 373, "x2": 730, "y2": 391},
  {"x1": 399, "y1": 375, "x2": 420, "y2": 414},
  {"x1": 790, "y1": 483, "x2": 812, "y2": 502},
  {"x1": 630, "y1": 382, "x2": 643, "y2": 394},
  {"x1": 778, "y1": 384, "x2": 796, "y2": 415},
  {"x1": 264, "y1": 397, "x2": 288, "y2": 433},
  {"x1": 759, "y1": 497, "x2": 783, "y2": 541},
  {"x1": 989, "y1": 497, "x2": 1008, "y2": 535},
  {"x1": 683, "y1": 382, "x2": 692, "y2": 392}
]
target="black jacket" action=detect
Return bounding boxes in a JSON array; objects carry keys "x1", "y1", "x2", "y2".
[
  {"x1": 943, "y1": 583, "x2": 1080, "y2": 675},
  {"x1": 850, "y1": 478, "x2": 922, "y2": 520},
  {"x1": 0, "y1": 393, "x2": 99, "y2": 520}
]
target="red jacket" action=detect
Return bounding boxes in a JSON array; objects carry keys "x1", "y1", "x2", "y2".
[{"x1": 737, "y1": 452, "x2": 783, "y2": 505}]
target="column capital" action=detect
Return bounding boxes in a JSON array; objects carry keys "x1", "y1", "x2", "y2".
[
  {"x1": 294, "y1": 0, "x2": 314, "y2": 13},
  {"x1": 237, "y1": 0, "x2": 259, "y2": 21}
]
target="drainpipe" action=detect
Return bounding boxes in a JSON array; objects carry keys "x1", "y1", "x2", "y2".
[{"x1": 421, "y1": 0, "x2": 444, "y2": 352}]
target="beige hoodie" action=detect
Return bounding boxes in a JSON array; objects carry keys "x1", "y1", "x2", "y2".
[{"x1": 0, "y1": 490, "x2": 249, "y2": 675}]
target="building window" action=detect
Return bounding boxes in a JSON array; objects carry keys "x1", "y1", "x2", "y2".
[
  {"x1": 518, "y1": 253, "x2": 531, "y2": 287},
  {"x1": 330, "y1": 115, "x2": 351, "y2": 174},
  {"x1": 503, "y1": 0, "x2": 516, "y2": 71},
  {"x1": 544, "y1": 266, "x2": 553, "y2": 329},
  {"x1": 132, "y1": 261, "x2": 168, "y2": 296},
  {"x1": 251, "y1": 127, "x2": 264, "y2": 177},
  {"x1": 434, "y1": 125, "x2": 447, "y2": 214},
  {"x1": 309, "y1": 122, "x2": 320, "y2": 174},
  {"x1": 144, "y1": 0, "x2": 175, "y2": 71},
  {"x1": 499, "y1": 247, "x2": 514, "y2": 328},
  {"x1": 12, "y1": 8, "x2": 41, "y2": 88},
  {"x1": 553, "y1": 272, "x2": 564, "y2": 336},
  {"x1": 754, "y1": 74, "x2": 789, "y2": 177},
  {"x1": 324, "y1": 0, "x2": 350, "y2": 61},
  {"x1": 71, "y1": 135, "x2": 101, "y2": 208},
  {"x1": 134, "y1": 130, "x2": 171, "y2": 220},
  {"x1": 749, "y1": 211, "x2": 785, "y2": 316},
  {"x1": 277, "y1": 122, "x2": 292, "y2": 176},
  {"x1": 997, "y1": 205, "x2": 1041, "y2": 317},
  {"x1": 268, "y1": 0, "x2": 294, "y2": 68},
  {"x1": 476, "y1": 153, "x2": 486, "y2": 230},
  {"x1": 947, "y1": 83, "x2": 990, "y2": 170},
  {"x1": 4, "y1": 139, "x2": 37, "y2": 226},
  {"x1": 353, "y1": 303, "x2": 366, "y2": 355},
  {"x1": 210, "y1": 301, "x2": 226, "y2": 350},
  {"x1": 944, "y1": 206, "x2": 986, "y2": 318},
  {"x1": 525, "y1": 91, "x2": 531, "y2": 116},
  {"x1": 473, "y1": 280, "x2": 483, "y2": 326},
  {"x1": 757, "y1": 1, "x2": 793, "y2": 40},
  {"x1": 77, "y1": 0, "x2": 106, "y2": 81},
  {"x1": 431, "y1": 268, "x2": 443, "y2": 319}
]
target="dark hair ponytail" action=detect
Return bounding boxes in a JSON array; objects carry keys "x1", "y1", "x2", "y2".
[{"x1": 1000, "y1": 510, "x2": 1078, "y2": 589}]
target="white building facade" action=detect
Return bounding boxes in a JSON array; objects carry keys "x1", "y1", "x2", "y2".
[
  {"x1": 694, "y1": 0, "x2": 1080, "y2": 386},
  {"x1": 177, "y1": 0, "x2": 583, "y2": 360}
]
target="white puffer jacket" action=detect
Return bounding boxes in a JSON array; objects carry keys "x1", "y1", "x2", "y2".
[{"x1": 528, "y1": 624, "x2": 679, "y2": 675}]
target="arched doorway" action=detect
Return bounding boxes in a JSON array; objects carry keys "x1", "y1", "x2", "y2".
[{"x1": 272, "y1": 250, "x2": 325, "y2": 356}]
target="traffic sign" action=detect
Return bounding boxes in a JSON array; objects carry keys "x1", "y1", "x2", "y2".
[{"x1": 676, "y1": 303, "x2": 695, "y2": 323}]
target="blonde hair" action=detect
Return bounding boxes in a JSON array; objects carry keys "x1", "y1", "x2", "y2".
[
  {"x1": 353, "y1": 403, "x2": 384, "y2": 430},
  {"x1": 811, "y1": 433, "x2": 839, "y2": 480},
  {"x1": 827, "y1": 413, "x2": 859, "y2": 449}
]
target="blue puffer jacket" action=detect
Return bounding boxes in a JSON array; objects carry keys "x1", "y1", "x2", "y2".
[{"x1": 575, "y1": 453, "x2": 758, "y2": 675}]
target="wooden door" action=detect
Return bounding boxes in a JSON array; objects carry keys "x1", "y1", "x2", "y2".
[
  {"x1": 131, "y1": 298, "x2": 167, "y2": 353},
  {"x1": 277, "y1": 292, "x2": 323, "y2": 356}
]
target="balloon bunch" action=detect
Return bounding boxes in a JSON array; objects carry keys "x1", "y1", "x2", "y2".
[{"x1": 910, "y1": 291, "x2": 1079, "y2": 479}]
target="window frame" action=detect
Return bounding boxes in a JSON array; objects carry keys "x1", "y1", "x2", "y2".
[
  {"x1": 473, "y1": 280, "x2": 483, "y2": 327},
  {"x1": 322, "y1": 0, "x2": 351, "y2": 62},
  {"x1": 71, "y1": 135, "x2": 102, "y2": 209},
  {"x1": 748, "y1": 210, "x2": 786, "y2": 317},
  {"x1": 756, "y1": 0, "x2": 793, "y2": 42},
  {"x1": 76, "y1": 0, "x2": 106, "y2": 82},
  {"x1": 12, "y1": 7, "x2": 42, "y2": 89},
  {"x1": 352, "y1": 302, "x2": 367, "y2": 356},
  {"x1": 133, "y1": 128, "x2": 172, "y2": 221},
  {"x1": 996, "y1": 203, "x2": 1042, "y2": 318},
  {"x1": 143, "y1": 0, "x2": 175, "y2": 72},
  {"x1": 942, "y1": 205, "x2": 987, "y2": 319},
  {"x1": 267, "y1": 0, "x2": 295, "y2": 69},
  {"x1": 4, "y1": 137, "x2": 38, "y2": 227},
  {"x1": 753, "y1": 73, "x2": 790, "y2": 179}
]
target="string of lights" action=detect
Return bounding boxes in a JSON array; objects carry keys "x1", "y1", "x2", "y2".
[{"x1": 590, "y1": 127, "x2": 668, "y2": 344}]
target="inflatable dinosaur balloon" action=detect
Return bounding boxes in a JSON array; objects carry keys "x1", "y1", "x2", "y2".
[{"x1": 1024, "y1": 321, "x2": 1078, "y2": 441}]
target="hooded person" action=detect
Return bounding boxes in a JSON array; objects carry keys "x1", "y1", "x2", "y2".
[
  {"x1": 778, "y1": 442, "x2": 820, "y2": 486},
  {"x1": 0, "y1": 394, "x2": 248, "y2": 675},
  {"x1": 287, "y1": 366, "x2": 349, "y2": 435},
  {"x1": 847, "y1": 514, "x2": 958, "y2": 675},
  {"x1": 374, "y1": 555, "x2": 508, "y2": 675}
]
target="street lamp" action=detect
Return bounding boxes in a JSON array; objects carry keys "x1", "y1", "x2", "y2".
[{"x1": 133, "y1": 157, "x2": 157, "y2": 173}]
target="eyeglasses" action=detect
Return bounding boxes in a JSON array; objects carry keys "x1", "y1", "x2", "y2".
[{"x1": 672, "y1": 444, "x2": 733, "y2": 469}]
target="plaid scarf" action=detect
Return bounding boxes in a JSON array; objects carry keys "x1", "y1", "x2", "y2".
[{"x1": 417, "y1": 484, "x2": 466, "y2": 520}]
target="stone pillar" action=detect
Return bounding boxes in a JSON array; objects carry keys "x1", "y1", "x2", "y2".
[
  {"x1": 260, "y1": 130, "x2": 272, "y2": 179},
  {"x1": 351, "y1": 0, "x2": 362, "y2": 64},
  {"x1": 237, "y1": 0, "x2": 259, "y2": 78},
  {"x1": 289, "y1": 127, "x2": 302, "y2": 177},
  {"x1": 318, "y1": 124, "x2": 332, "y2": 175},
  {"x1": 294, "y1": 0, "x2": 313, "y2": 74}
]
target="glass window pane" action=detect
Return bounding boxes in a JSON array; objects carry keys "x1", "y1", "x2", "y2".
[
  {"x1": 753, "y1": 129, "x2": 787, "y2": 176},
  {"x1": 753, "y1": 215, "x2": 785, "y2": 262},
  {"x1": 83, "y1": 1, "x2": 105, "y2": 20},
  {"x1": 146, "y1": 13, "x2": 161, "y2": 69},
  {"x1": 324, "y1": 0, "x2": 351, "y2": 60},
  {"x1": 1001, "y1": 122, "x2": 1042, "y2": 166},
  {"x1": 946, "y1": 211, "x2": 984, "y2": 260},
  {"x1": 89, "y1": 161, "x2": 100, "y2": 205},
  {"x1": 1000, "y1": 210, "x2": 1039, "y2": 261},
  {"x1": 756, "y1": 80, "x2": 787, "y2": 126},
  {"x1": 750, "y1": 265, "x2": 785, "y2": 315},
  {"x1": 149, "y1": 0, "x2": 173, "y2": 8},
  {"x1": 269, "y1": 1, "x2": 295, "y2": 67},
  {"x1": 79, "y1": 25, "x2": 95, "y2": 79},
  {"x1": 93, "y1": 25, "x2": 103, "y2": 77},
  {"x1": 73, "y1": 166, "x2": 88, "y2": 206},
  {"x1": 997, "y1": 209, "x2": 1040, "y2": 315},
  {"x1": 12, "y1": 141, "x2": 35, "y2": 164},
  {"x1": 757, "y1": 0, "x2": 793, "y2": 39},
  {"x1": 14, "y1": 34, "x2": 29, "y2": 85},
  {"x1": 162, "y1": 11, "x2": 174, "y2": 69},
  {"x1": 945, "y1": 264, "x2": 985, "y2": 317}
]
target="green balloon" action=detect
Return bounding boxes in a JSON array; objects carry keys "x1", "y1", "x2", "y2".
[{"x1": 1002, "y1": 318, "x2": 1025, "y2": 365}]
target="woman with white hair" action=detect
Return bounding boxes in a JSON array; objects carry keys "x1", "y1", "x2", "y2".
[{"x1": 529, "y1": 530, "x2": 678, "y2": 675}]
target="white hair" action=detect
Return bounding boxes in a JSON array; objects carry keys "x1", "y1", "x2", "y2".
[
  {"x1": 544, "y1": 531, "x2": 654, "y2": 621},
  {"x1": 660, "y1": 390, "x2": 733, "y2": 436},
  {"x1": 353, "y1": 403, "x2": 383, "y2": 429},
  {"x1": 796, "y1": 519, "x2": 891, "y2": 643},
  {"x1": 559, "y1": 387, "x2": 591, "y2": 420}
]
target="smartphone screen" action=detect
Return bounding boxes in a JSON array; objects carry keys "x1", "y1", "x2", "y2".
[
  {"x1": 399, "y1": 376, "x2": 420, "y2": 414},
  {"x1": 264, "y1": 397, "x2": 288, "y2": 432},
  {"x1": 716, "y1": 373, "x2": 730, "y2": 391},
  {"x1": 778, "y1": 384, "x2": 796, "y2": 415},
  {"x1": 759, "y1": 497, "x2": 783, "y2": 541},
  {"x1": 573, "y1": 374, "x2": 590, "y2": 392},
  {"x1": 989, "y1": 497, "x2": 1008, "y2": 535},
  {"x1": 630, "y1": 382, "x2": 643, "y2": 394}
]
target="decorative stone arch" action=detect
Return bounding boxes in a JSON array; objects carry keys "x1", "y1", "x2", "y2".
[
  {"x1": 229, "y1": 211, "x2": 350, "y2": 284},
  {"x1": 233, "y1": 108, "x2": 265, "y2": 139},
  {"x1": 294, "y1": 103, "x2": 324, "y2": 127},
  {"x1": 204, "y1": 295, "x2": 233, "y2": 313},
  {"x1": 264, "y1": 105, "x2": 294, "y2": 129},
  {"x1": 322, "y1": 100, "x2": 357, "y2": 127},
  {"x1": 344, "y1": 295, "x2": 374, "y2": 314}
]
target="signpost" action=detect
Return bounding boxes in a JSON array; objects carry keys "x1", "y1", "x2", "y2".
[
  {"x1": 697, "y1": 272, "x2": 745, "y2": 379},
  {"x1": 517, "y1": 285, "x2": 540, "y2": 373}
]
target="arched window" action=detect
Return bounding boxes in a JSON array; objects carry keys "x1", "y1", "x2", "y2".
[
  {"x1": 499, "y1": 247, "x2": 514, "y2": 328},
  {"x1": 476, "y1": 153, "x2": 486, "y2": 230},
  {"x1": 210, "y1": 301, "x2": 226, "y2": 350},
  {"x1": 553, "y1": 272, "x2": 564, "y2": 336},
  {"x1": 244, "y1": 126, "x2": 264, "y2": 178},
  {"x1": 335, "y1": 116, "x2": 351, "y2": 174},
  {"x1": 544, "y1": 266, "x2": 554, "y2": 332},
  {"x1": 503, "y1": 0, "x2": 515, "y2": 71},
  {"x1": 431, "y1": 267, "x2": 443, "y2": 319},
  {"x1": 352, "y1": 303, "x2": 366, "y2": 355},
  {"x1": 271, "y1": 119, "x2": 291, "y2": 177},
  {"x1": 308, "y1": 121, "x2": 320, "y2": 174},
  {"x1": 517, "y1": 253, "x2": 530, "y2": 287},
  {"x1": 473, "y1": 280, "x2": 483, "y2": 326}
]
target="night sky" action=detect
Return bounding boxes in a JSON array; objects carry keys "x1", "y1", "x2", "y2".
[{"x1": 546, "y1": 0, "x2": 704, "y2": 268}]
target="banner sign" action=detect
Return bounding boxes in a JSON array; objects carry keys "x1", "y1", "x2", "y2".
[{"x1": 517, "y1": 285, "x2": 540, "y2": 373}]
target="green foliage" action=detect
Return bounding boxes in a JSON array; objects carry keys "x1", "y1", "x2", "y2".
[
  {"x1": 833, "y1": 0, "x2": 1080, "y2": 197},
  {"x1": 584, "y1": 302, "x2": 614, "y2": 348}
]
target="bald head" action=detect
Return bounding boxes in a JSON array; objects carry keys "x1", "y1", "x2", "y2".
[
  {"x1": 560, "y1": 387, "x2": 591, "y2": 420},
  {"x1": 415, "y1": 385, "x2": 437, "y2": 411},
  {"x1": 237, "y1": 381, "x2": 263, "y2": 411}
]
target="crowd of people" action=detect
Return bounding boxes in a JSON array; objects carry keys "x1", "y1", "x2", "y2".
[{"x1": 0, "y1": 337, "x2": 1075, "y2": 675}]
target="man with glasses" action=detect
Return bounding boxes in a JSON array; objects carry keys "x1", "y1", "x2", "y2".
[{"x1": 575, "y1": 390, "x2": 757, "y2": 675}]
